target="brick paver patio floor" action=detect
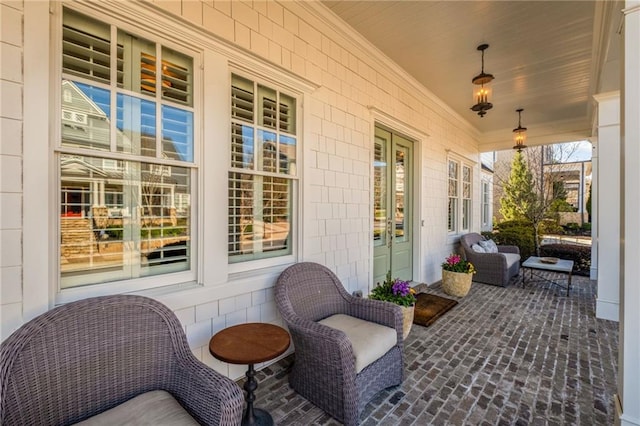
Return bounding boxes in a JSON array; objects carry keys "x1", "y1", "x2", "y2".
[{"x1": 242, "y1": 273, "x2": 618, "y2": 425}]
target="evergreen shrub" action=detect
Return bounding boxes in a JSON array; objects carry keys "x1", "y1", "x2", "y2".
[
  {"x1": 539, "y1": 243, "x2": 591, "y2": 276},
  {"x1": 483, "y1": 220, "x2": 536, "y2": 260}
]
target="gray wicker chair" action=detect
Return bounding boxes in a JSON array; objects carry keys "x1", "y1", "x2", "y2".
[
  {"x1": 0, "y1": 295, "x2": 244, "y2": 426},
  {"x1": 460, "y1": 232, "x2": 521, "y2": 287},
  {"x1": 275, "y1": 262, "x2": 404, "y2": 426}
]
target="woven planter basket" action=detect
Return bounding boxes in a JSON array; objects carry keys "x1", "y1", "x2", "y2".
[
  {"x1": 400, "y1": 305, "x2": 414, "y2": 339},
  {"x1": 442, "y1": 270, "x2": 473, "y2": 297}
]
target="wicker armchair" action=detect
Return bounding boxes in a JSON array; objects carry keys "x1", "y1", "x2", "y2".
[
  {"x1": 460, "y1": 232, "x2": 521, "y2": 287},
  {"x1": 275, "y1": 262, "x2": 404, "y2": 426},
  {"x1": 0, "y1": 295, "x2": 244, "y2": 426}
]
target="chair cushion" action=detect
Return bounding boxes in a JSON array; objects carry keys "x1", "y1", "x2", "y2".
[
  {"x1": 471, "y1": 243, "x2": 486, "y2": 253},
  {"x1": 479, "y1": 239, "x2": 499, "y2": 253},
  {"x1": 319, "y1": 314, "x2": 397, "y2": 373},
  {"x1": 504, "y1": 252, "x2": 521, "y2": 268},
  {"x1": 74, "y1": 390, "x2": 199, "y2": 426}
]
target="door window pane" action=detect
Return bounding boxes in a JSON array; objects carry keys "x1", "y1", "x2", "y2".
[
  {"x1": 395, "y1": 147, "x2": 407, "y2": 243},
  {"x1": 373, "y1": 137, "x2": 387, "y2": 247}
]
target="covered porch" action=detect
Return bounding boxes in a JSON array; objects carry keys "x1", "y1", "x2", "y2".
[
  {"x1": 254, "y1": 274, "x2": 618, "y2": 424},
  {"x1": 1, "y1": 0, "x2": 639, "y2": 424}
]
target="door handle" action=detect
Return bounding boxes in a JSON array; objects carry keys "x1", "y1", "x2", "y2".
[{"x1": 387, "y1": 218, "x2": 393, "y2": 248}]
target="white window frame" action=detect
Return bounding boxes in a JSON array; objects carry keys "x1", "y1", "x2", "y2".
[
  {"x1": 227, "y1": 70, "x2": 300, "y2": 274},
  {"x1": 52, "y1": 5, "x2": 203, "y2": 302},
  {"x1": 447, "y1": 157, "x2": 474, "y2": 235}
]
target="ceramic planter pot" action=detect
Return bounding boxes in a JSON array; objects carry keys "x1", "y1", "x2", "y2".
[
  {"x1": 441, "y1": 269, "x2": 473, "y2": 297},
  {"x1": 400, "y1": 305, "x2": 414, "y2": 339}
]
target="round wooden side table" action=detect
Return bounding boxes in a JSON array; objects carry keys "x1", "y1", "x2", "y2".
[{"x1": 209, "y1": 323, "x2": 290, "y2": 426}]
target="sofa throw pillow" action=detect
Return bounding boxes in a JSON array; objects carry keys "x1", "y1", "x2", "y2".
[
  {"x1": 479, "y1": 239, "x2": 499, "y2": 253},
  {"x1": 471, "y1": 243, "x2": 486, "y2": 253}
]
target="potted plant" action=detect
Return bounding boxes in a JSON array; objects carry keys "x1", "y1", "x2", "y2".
[
  {"x1": 441, "y1": 254, "x2": 476, "y2": 297},
  {"x1": 369, "y1": 271, "x2": 417, "y2": 338}
]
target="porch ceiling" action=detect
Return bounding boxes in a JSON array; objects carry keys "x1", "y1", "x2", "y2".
[{"x1": 321, "y1": 1, "x2": 623, "y2": 151}]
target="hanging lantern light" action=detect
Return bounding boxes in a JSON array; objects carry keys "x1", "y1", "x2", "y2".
[
  {"x1": 512, "y1": 108, "x2": 528, "y2": 151},
  {"x1": 470, "y1": 44, "x2": 494, "y2": 118}
]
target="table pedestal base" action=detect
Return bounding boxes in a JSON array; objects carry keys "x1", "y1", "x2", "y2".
[
  {"x1": 241, "y1": 363, "x2": 273, "y2": 426},
  {"x1": 242, "y1": 408, "x2": 273, "y2": 426}
]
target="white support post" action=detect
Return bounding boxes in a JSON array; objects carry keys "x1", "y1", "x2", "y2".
[
  {"x1": 619, "y1": 2, "x2": 640, "y2": 425},
  {"x1": 593, "y1": 92, "x2": 620, "y2": 322}
]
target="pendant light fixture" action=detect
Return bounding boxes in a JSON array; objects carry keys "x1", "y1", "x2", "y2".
[
  {"x1": 512, "y1": 108, "x2": 528, "y2": 151},
  {"x1": 470, "y1": 44, "x2": 494, "y2": 118}
]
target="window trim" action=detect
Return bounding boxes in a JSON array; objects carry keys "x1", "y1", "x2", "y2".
[
  {"x1": 52, "y1": 5, "x2": 204, "y2": 301},
  {"x1": 227, "y1": 69, "x2": 301, "y2": 273}
]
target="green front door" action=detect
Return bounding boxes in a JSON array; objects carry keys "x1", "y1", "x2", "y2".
[{"x1": 373, "y1": 126, "x2": 413, "y2": 287}]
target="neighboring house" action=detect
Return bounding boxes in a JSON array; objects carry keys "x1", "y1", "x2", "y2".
[{"x1": 1, "y1": 2, "x2": 639, "y2": 423}]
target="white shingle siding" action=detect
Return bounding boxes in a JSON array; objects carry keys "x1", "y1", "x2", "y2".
[
  {"x1": 0, "y1": 1, "x2": 24, "y2": 341},
  {"x1": 1, "y1": 0, "x2": 480, "y2": 379}
]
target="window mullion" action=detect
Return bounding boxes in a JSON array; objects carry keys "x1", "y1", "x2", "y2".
[
  {"x1": 110, "y1": 24, "x2": 118, "y2": 152},
  {"x1": 155, "y1": 43, "x2": 162, "y2": 159}
]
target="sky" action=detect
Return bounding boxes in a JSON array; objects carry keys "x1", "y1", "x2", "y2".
[{"x1": 561, "y1": 141, "x2": 592, "y2": 162}]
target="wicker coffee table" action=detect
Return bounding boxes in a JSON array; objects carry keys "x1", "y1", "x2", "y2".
[
  {"x1": 522, "y1": 256, "x2": 574, "y2": 296},
  {"x1": 209, "y1": 323, "x2": 290, "y2": 426}
]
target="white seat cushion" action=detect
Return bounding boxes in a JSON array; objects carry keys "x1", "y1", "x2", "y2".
[
  {"x1": 74, "y1": 390, "x2": 199, "y2": 426},
  {"x1": 504, "y1": 252, "x2": 521, "y2": 268},
  {"x1": 318, "y1": 314, "x2": 397, "y2": 373}
]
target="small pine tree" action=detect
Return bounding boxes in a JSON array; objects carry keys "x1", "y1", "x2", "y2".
[{"x1": 500, "y1": 151, "x2": 537, "y2": 221}]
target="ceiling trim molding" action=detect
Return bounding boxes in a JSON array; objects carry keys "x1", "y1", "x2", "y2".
[
  {"x1": 590, "y1": 1, "x2": 624, "y2": 96},
  {"x1": 291, "y1": 1, "x2": 481, "y2": 140}
]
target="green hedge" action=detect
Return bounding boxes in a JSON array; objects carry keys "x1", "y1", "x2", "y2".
[
  {"x1": 539, "y1": 243, "x2": 591, "y2": 276},
  {"x1": 483, "y1": 220, "x2": 536, "y2": 260}
]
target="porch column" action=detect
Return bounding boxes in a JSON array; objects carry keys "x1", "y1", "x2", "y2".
[
  {"x1": 590, "y1": 138, "x2": 598, "y2": 280},
  {"x1": 619, "y1": 2, "x2": 640, "y2": 425},
  {"x1": 593, "y1": 91, "x2": 620, "y2": 322}
]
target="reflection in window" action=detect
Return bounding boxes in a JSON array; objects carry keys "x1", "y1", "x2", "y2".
[
  {"x1": 229, "y1": 74, "x2": 297, "y2": 263},
  {"x1": 61, "y1": 81, "x2": 111, "y2": 151},
  {"x1": 116, "y1": 94, "x2": 156, "y2": 157},
  {"x1": 59, "y1": 8, "x2": 196, "y2": 290},
  {"x1": 162, "y1": 105, "x2": 193, "y2": 162},
  {"x1": 59, "y1": 155, "x2": 190, "y2": 288}
]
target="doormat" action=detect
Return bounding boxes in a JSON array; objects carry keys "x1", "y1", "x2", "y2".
[{"x1": 413, "y1": 293, "x2": 459, "y2": 327}]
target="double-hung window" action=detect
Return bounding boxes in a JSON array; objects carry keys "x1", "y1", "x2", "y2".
[
  {"x1": 228, "y1": 74, "x2": 298, "y2": 264},
  {"x1": 58, "y1": 8, "x2": 197, "y2": 290},
  {"x1": 447, "y1": 159, "x2": 473, "y2": 234},
  {"x1": 447, "y1": 160, "x2": 459, "y2": 233}
]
